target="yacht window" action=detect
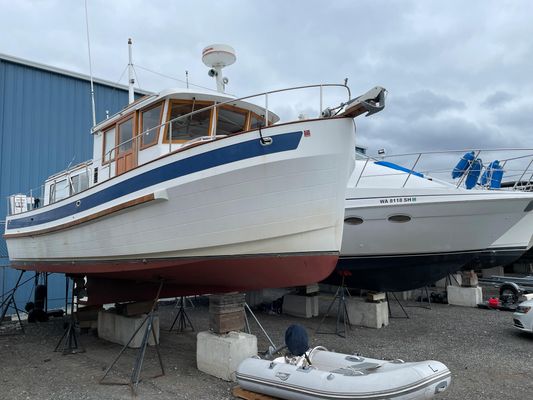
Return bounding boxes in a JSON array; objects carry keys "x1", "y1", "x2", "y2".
[
  {"x1": 215, "y1": 106, "x2": 247, "y2": 135},
  {"x1": 50, "y1": 179, "x2": 70, "y2": 203},
  {"x1": 166, "y1": 101, "x2": 212, "y2": 142},
  {"x1": 140, "y1": 103, "x2": 163, "y2": 147},
  {"x1": 388, "y1": 214, "x2": 411, "y2": 223},
  {"x1": 118, "y1": 117, "x2": 134, "y2": 154},
  {"x1": 250, "y1": 113, "x2": 265, "y2": 129},
  {"x1": 344, "y1": 217, "x2": 364, "y2": 225},
  {"x1": 71, "y1": 172, "x2": 89, "y2": 194},
  {"x1": 103, "y1": 127, "x2": 115, "y2": 162}
]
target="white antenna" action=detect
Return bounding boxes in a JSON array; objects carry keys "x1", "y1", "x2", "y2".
[
  {"x1": 202, "y1": 44, "x2": 236, "y2": 93},
  {"x1": 128, "y1": 38, "x2": 135, "y2": 104},
  {"x1": 84, "y1": 0, "x2": 96, "y2": 126}
]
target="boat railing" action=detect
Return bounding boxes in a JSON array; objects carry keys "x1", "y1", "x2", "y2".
[
  {"x1": 6, "y1": 84, "x2": 351, "y2": 216},
  {"x1": 353, "y1": 148, "x2": 533, "y2": 191},
  {"x1": 101, "y1": 83, "x2": 352, "y2": 178}
]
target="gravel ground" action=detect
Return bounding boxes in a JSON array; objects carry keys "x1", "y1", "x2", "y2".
[{"x1": 1, "y1": 288, "x2": 532, "y2": 400}]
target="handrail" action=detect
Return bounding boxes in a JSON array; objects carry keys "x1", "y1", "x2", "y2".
[
  {"x1": 6, "y1": 83, "x2": 351, "y2": 216},
  {"x1": 353, "y1": 148, "x2": 533, "y2": 191},
  {"x1": 102, "y1": 83, "x2": 351, "y2": 170}
]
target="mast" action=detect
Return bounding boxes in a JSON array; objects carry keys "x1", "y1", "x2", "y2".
[
  {"x1": 84, "y1": 0, "x2": 96, "y2": 126},
  {"x1": 128, "y1": 38, "x2": 134, "y2": 104}
]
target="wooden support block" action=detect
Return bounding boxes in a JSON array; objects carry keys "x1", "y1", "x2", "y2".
[
  {"x1": 366, "y1": 292, "x2": 386, "y2": 302},
  {"x1": 232, "y1": 386, "x2": 278, "y2": 400}
]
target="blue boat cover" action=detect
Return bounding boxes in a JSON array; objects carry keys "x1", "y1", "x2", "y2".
[
  {"x1": 465, "y1": 159, "x2": 483, "y2": 189},
  {"x1": 480, "y1": 160, "x2": 503, "y2": 189},
  {"x1": 452, "y1": 151, "x2": 475, "y2": 179},
  {"x1": 374, "y1": 161, "x2": 424, "y2": 178}
]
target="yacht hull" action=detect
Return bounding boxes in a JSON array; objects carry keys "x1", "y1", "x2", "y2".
[
  {"x1": 326, "y1": 189, "x2": 533, "y2": 292},
  {"x1": 5, "y1": 118, "x2": 355, "y2": 301}
]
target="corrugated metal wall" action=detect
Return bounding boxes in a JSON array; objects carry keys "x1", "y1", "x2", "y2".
[{"x1": 0, "y1": 56, "x2": 135, "y2": 309}]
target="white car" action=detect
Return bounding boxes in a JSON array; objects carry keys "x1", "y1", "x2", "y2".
[{"x1": 513, "y1": 299, "x2": 533, "y2": 333}]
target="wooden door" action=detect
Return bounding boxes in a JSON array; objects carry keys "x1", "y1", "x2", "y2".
[{"x1": 116, "y1": 116, "x2": 137, "y2": 175}]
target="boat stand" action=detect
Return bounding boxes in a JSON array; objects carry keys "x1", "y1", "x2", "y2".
[
  {"x1": 168, "y1": 296, "x2": 194, "y2": 333},
  {"x1": 100, "y1": 281, "x2": 165, "y2": 395},
  {"x1": 244, "y1": 302, "x2": 277, "y2": 349},
  {"x1": 54, "y1": 276, "x2": 84, "y2": 354},
  {"x1": 315, "y1": 275, "x2": 351, "y2": 338},
  {"x1": 0, "y1": 270, "x2": 28, "y2": 335},
  {"x1": 386, "y1": 292, "x2": 409, "y2": 319}
]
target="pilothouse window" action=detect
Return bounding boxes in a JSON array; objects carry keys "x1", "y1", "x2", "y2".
[
  {"x1": 166, "y1": 101, "x2": 212, "y2": 142},
  {"x1": 140, "y1": 102, "x2": 163, "y2": 147},
  {"x1": 215, "y1": 106, "x2": 247, "y2": 135},
  {"x1": 103, "y1": 127, "x2": 115, "y2": 162}
]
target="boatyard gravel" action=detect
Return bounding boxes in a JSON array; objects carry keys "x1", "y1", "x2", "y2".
[{"x1": 1, "y1": 290, "x2": 532, "y2": 399}]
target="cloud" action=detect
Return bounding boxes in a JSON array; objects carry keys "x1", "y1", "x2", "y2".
[{"x1": 481, "y1": 91, "x2": 515, "y2": 109}]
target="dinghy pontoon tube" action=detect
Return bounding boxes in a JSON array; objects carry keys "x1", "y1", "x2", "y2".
[{"x1": 236, "y1": 347, "x2": 451, "y2": 400}]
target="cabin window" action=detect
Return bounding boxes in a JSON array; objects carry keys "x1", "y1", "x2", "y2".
[
  {"x1": 215, "y1": 106, "x2": 247, "y2": 135},
  {"x1": 49, "y1": 179, "x2": 70, "y2": 203},
  {"x1": 103, "y1": 127, "x2": 116, "y2": 162},
  {"x1": 118, "y1": 117, "x2": 134, "y2": 153},
  {"x1": 140, "y1": 102, "x2": 163, "y2": 148},
  {"x1": 166, "y1": 101, "x2": 212, "y2": 142},
  {"x1": 250, "y1": 113, "x2": 265, "y2": 129},
  {"x1": 388, "y1": 214, "x2": 412, "y2": 223},
  {"x1": 71, "y1": 172, "x2": 90, "y2": 194}
]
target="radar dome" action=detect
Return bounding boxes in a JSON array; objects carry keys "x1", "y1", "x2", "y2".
[{"x1": 202, "y1": 44, "x2": 236, "y2": 68}]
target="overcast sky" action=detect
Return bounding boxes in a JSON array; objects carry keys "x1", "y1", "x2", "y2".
[{"x1": 1, "y1": 0, "x2": 532, "y2": 156}]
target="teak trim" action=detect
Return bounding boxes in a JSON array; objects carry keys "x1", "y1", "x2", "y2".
[
  {"x1": 4, "y1": 193, "x2": 158, "y2": 239},
  {"x1": 139, "y1": 100, "x2": 165, "y2": 150}
]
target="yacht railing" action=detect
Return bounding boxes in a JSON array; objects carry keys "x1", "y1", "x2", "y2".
[
  {"x1": 354, "y1": 148, "x2": 533, "y2": 191},
  {"x1": 6, "y1": 83, "x2": 351, "y2": 216},
  {"x1": 100, "y1": 83, "x2": 351, "y2": 179}
]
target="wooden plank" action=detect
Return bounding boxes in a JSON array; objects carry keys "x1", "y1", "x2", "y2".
[{"x1": 232, "y1": 386, "x2": 279, "y2": 400}]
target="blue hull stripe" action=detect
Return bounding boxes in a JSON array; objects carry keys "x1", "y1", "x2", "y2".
[{"x1": 8, "y1": 131, "x2": 303, "y2": 230}]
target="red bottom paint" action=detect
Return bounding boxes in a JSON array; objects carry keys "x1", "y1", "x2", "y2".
[{"x1": 12, "y1": 252, "x2": 338, "y2": 304}]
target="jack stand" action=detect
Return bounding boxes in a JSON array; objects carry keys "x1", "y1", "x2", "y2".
[
  {"x1": 244, "y1": 302, "x2": 276, "y2": 349},
  {"x1": 100, "y1": 281, "x2": 165, "y2": 395},
  {"x1": 0, "y1": 270, "x2": 27, "y2": 335},
  {"x1": 55, "y1": 277, "x2": 84, "y2": 354},
  {"x1": 168, "y1": 296, "x2": 194, "y2": 333},
  {"x1": 386, "y1": 292, "x2": 409, "y2": 319},
  {"x1": 316, "y1": 274, "x2": 351, "y2": 338}
]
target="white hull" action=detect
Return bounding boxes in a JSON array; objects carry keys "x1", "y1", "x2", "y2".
[{"x1": 6, "y1": 119, "x2": 354, "y2": 263}]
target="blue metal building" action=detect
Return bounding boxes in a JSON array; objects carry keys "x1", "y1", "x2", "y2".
[{"x1": 0, "y1": 53, "x2": 146, "y2": 310}]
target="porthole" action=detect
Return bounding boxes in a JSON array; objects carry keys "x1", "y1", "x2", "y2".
[
  {"x1": 76, "y1": 200, "x2": 81, "y2": 207},
  {"x1": 388, "y1": 214, "x2": 411, "y2": 223},
  {"x1": 344, "y1": 217, "x2": 364, "y2": 225}
]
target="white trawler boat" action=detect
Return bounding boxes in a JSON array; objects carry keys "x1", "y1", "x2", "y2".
[
  {"x1": 3, "y1": 44, "x2": 386, "y2": 304},
  {"x1": 325, "y1": 153, "x2": 533, "y2": 291}
]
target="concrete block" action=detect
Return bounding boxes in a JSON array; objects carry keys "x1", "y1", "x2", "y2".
[
  {"x1": 447, "y1": 285, "x2": 483, "y2": 307},
  {"x1": 283, "y1": 294, "x2": 318, "y2": 318},
  {"x1": 97, "y1": 310, "x2": 159, "y2": 348},
  {"x1": 345, "y1": 298, "x2": 389, "y2": 329},
  {"x1": 245, "y1": 291, "x2": 264, "y2": 308},
  {"x1": 481, "y1": 266, "x2": 504, "y2": 278},
  {"x1": 197, "y1": 331, "x2": 257, "y2": 381}
]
